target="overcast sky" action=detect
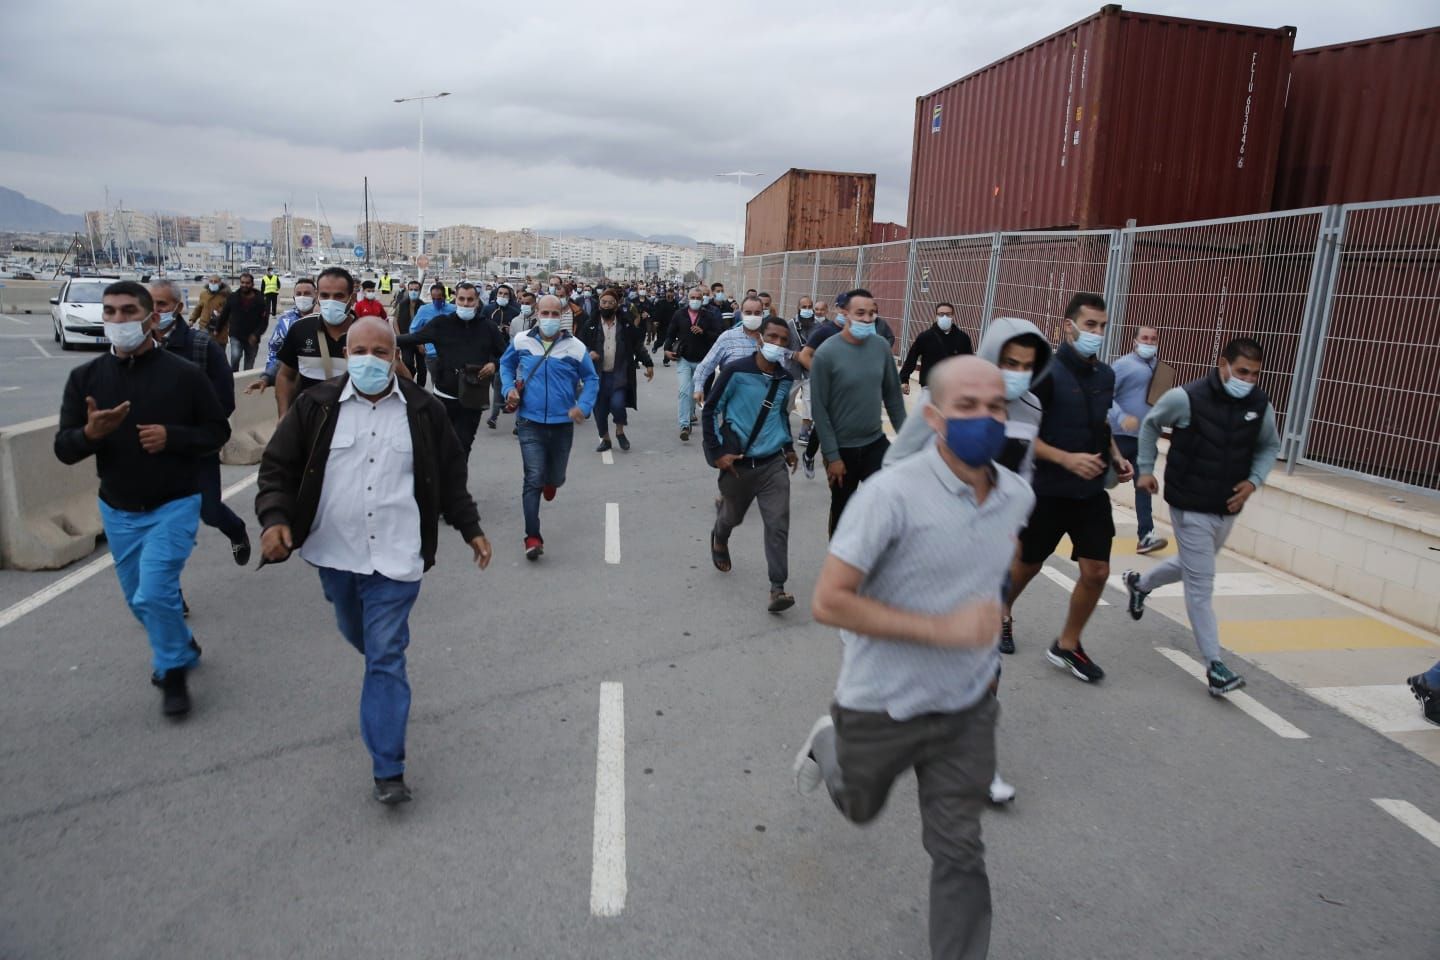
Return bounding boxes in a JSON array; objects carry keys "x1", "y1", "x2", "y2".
[{"x1": 1, "y1": 0, "x2": 1433, "y2": 244}]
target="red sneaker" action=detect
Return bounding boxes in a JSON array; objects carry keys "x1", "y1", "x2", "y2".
[
  {"x1": 524, "y1": 536, "x2": 544, "y2": 561},
  {"x1": 542, "y1": 484, "x2": 558, "y2": 501}
]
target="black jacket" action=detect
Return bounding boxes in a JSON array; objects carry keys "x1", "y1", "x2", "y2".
[
  {"x1": 1030, "y1": 342, "x2": 1116, "y2": 500},
  {"x1": 577, "y1": 313, "x2": 654, "y2": 410},
  {"x1": 484, "y1": 301, "x2": 521, "y2": 335},
  {"x1": 899, "y1": 323, "x2": 974, "y2": 387},
  {"x1": 255, "y1": 376, "x2": 483, "y2": 572},
  {"x1": 1165, "y1": 371, "x2": 1269, "y2": 515},
  {"x1": 54, "y1": 345, "x2": 232, "y2": 511},
  {"x1": 160, "y1": 318, "x2": 235, "y2": 416},
  {"x1": 664, "y1": 306, "x2": 725, "y2": 362},
  {"x1": 398, "y1": 314, "x2": 507, "y2": 398},
  {"x1": 221, "y1": 289, "x2": 269, "y2": 342}
]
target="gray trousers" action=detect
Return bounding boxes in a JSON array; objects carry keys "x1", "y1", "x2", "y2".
[
  {"x1": 713, "y1": 455, "x2": 790, "y2": 590},
  {"x1": 1138, "y1": 507, "x2": 1235, "y2": 663},
  {"x1": 813, "y1": 697, "x2": 998, "y2": 960}
]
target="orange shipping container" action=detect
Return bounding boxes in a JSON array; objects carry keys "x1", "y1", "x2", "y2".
[{"x1": 745, "y1": 169, "x2": 876, "y2": 255}]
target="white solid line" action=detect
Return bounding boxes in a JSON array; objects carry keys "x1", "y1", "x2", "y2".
[
  {"x1": 1039, "y1": 565, "x2": 1109, "y2": 605},
  {"x1": 1372, "y1": 799, "x2": 1440, "y2": 850},
  {"x1": 30, "y1": 338, "x2": 52, "y2": 358},
  {"x1": 600, "y1": 450, "x2": 614, "y2": 465},
  {"x1": 7, "y1": 315, "x2": 31, "y2": 325},
  {"x1": 605, "y1": 502, "x2": 621, "y2": 564},
  {"x1": 0, "y1": 471, "x2": 258, "y2": 633},
  {"x1": 590, "y1": 681, "x2": 627, "y2": 917},
  {"x1": 1154, "y1": 646, "x2": 1309, "y2": 739}
]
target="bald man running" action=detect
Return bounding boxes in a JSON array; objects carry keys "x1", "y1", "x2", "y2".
[{"x1": 256, "y1": 316, "x2": 492, "y2": 805}]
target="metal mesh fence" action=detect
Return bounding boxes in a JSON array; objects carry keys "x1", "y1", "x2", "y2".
[
  {"x1": 1120, "y1": 210, "x2": 1325, "y2": 445},
  {"x1": 856, "y1": 240, "x2": 911, "y2": 347},
  {"x1": 813, "y1": 247, "x2": 861, "y2": 313},
  {"x1": 991, "y1": 231, "x2": 1113, "y2": 346},
  {"x1": 911, "y1": 235, "x2": 994, "y2": 353},
  {"x1": 1298, "y1": 198, "x2": 1440, "y2": 490}
]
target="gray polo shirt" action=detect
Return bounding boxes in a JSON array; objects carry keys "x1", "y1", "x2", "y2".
[{"x1": 829, "y1": 443, "x2": 1035, "y2": 719}]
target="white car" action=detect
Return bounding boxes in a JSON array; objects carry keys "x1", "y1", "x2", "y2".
[{"x1": 50, "y1": 278, "x2": 113, "y2": 350}]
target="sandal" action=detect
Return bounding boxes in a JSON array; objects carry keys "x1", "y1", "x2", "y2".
[{"x1": 711, "y1": 533, "x2": 731, "y2": 573}]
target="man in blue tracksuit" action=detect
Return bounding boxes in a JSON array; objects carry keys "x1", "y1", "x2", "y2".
[
  {"x1": 499, "y1": 295, "x2": 599, "y2": 561},
  {"x1": 702, "y1": 316, "x2": 798, "y2": 613}
]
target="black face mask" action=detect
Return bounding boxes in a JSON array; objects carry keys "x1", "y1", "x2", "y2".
[{"x1": 601, "y1": 307, "x2": 617, "y2": 318}]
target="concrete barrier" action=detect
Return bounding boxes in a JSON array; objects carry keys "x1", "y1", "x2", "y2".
[
  {"x1": 221, "y1": 369, "x2": 279, "y2": 465},
  {"x1": 0, "y1": 415, "x2": 104, "y2": 570}
]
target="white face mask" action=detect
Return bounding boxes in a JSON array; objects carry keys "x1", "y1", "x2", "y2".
[
  {"x1": 496, "y1": 296, "x2": 510, "y2": 306},
  {"x1": 293, "y1": 295, "x2": 315, "y2": 313},
  {"x1": 937, "y1": 315, "x2": 954, "y2": 332},
  {"x1": 105, "y1": 319, "x2": 149, "y2": 352},
  {"x1": 363, "y1": 291, "x2": 377, "y2": 300},
  {"x1": 740, "y1": 314, "x2": 763, "y2": 331}
]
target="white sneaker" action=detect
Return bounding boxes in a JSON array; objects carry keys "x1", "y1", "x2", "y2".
[
  {"x1": 792, "y1": 715, "x2": 833, "y2": 795},
  {"x1": 1136, "y1": 533, "x2": 1169, "y2": 555},
  {"x1": 988, "y1": 771, "x2": 1016, "y2": 805}
]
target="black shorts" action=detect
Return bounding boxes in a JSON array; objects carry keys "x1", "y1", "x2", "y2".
[{"x1": 1018, "y1": 492, "x2": 1115, "y2": 564}]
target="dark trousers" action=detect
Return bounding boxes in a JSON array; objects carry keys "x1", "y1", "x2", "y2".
[
  {"x1": 425, "y1": 357, "x2": 441, "y2": 389},
  {"x1": 596, "y1": 369, "x2": 628, "y2": 436},
  {"x1": 403, "y1": 345, "x2": 427, "y2": 387},
  {"x1": 487, "y1": 376, "x2": 507, "y2": 423},
  {"x1": 828, "y1": 436, "x2": 890, "y2": 537},
  {"x1": 813, "y1": 697, "x2": 998, "y2": 960},
  {"x1": 1112, "y1": 434, "x2": 1152, "y2": 539},
  {"x1": 440, "y1": 397, "x2": 483, "y2": 458},
  {"x1": 713, "y1": 454, "x2": 791, "y2": 589},
  {"x1": 197, "y1": 455, "x2": 246, "y2": 543},
  {"x1": 264, "y1": 291, "x2": 278, "y2": 316}
]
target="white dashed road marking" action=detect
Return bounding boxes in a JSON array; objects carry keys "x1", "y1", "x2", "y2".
[{"x1": 590, "y1": 681, "x2": 627, "y2": 917}]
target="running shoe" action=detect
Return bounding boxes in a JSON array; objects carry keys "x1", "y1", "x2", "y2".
[
  {"x1": 542, "y1": 484, "x2": 558, "y2": 502},
  {"x1": 1407, "y1": 674, "x2": 1440, "y2": 726},
  {"x1": 802, "y1": 455, "x2": 816, "y2": 480},
  {"x1": 1046, "y1": 640, "x2": 1105, "y2": 682},
  {"x1": 1123, "y1": 569, "x2": 1149, "y2": 621},
  {"x1": 524, "y1": 536, "x2": 544, "y2": 561},
  {"x1": 1207, "y1": 660, "x2": 1247, "y2": 697},
  {"x1": 792, "y1": 715, "x2": 833, "y2": 795},
  {"x1": 1136, "y1": 533, "x2": 1169, "y2": 555},
  {"x1": 372, "y1": 776, "x2": 413, "y2": 805},
  {"x1": 988, "y1": 772, "x2": 1016, "y2": 805}
]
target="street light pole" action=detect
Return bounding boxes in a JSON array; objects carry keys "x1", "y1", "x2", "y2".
[
  {"x1": 394, "y1": 91, "x2": 451, "y2": 280},
  {"x1": 716, "y1": 171, "x2": 763, "y2": 264}
]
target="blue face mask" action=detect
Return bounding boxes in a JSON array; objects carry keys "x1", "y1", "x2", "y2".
[
  {"x1": 1223, "y1": 374, "x2": 1255, "y2": 399},
  {"x1": 456, "y1": 306, "x2": 477, "y2": 321},
  {"x1": 538, "y1": 318, "x2": 562, "y2": 337},
  {"x1": 1002, "y1": 369, "x2": 1032, "y2": 401},
  {"x1": 939, "y1": 412, "x2": 1007, "y2": 467},
  {"x1": 759, "y1": 342, "x2": 787, "y2": 364},
  {"x1": 689, "y1": 298, "x2": 703, "y2": 311},
  {"x1": 1071, "y1": 323, "x2": 1104, "y2": 358},
  {"x1": 319, "y1": 299, "x2": 349, "y2": 326},
  {"x1": 799, "y1": 308, "x2": 814, "y2": 319},
  {"x1": 848, "y1": 320, "x2": 876, "y2": 340},
  {"x1": 347, "y1": 354, "x2": 393, "y2": 394},
  {"x1": 1136, "y1": 343, "x2": 1157, "y2": 360},
  {"x1": 408, "y1": 290, "x2": 420, "y2": 301}
]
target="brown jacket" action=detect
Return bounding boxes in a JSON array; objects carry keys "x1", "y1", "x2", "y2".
[{"x1": 189, "y1": 283, "x2": 231, "y2": 345}]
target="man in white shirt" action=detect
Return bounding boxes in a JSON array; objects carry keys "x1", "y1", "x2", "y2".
[{"x1": 256, "y1": 318, "x2": 492, "y2": 805}]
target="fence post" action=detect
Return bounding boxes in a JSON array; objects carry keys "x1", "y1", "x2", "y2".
[
  {"x1": 779, "y1": 254, "x2": 789, "y2": 314},
  {"x1": 899, "y1": 239, "x2": 919, "y2": 357},
  {"x1": 1285, "y1": 204, "x2": 1347, "y2": 471},
  {"x1": 854, "y1": 245, "x2": 866, "y2": 288},
  {"x1": 1100, "y1": 226, "x2": 1132, "y2": 361},
  {"x1": 979, "y1": 233, "x2": 1003, "y2": 340},
  {"x1": 811, "y1": 252, "x2": 820, "y2": 301}
]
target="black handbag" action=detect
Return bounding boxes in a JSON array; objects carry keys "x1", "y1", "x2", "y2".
[{"x1": 458, "y1": 364, "x2": 493, "y2": 411}]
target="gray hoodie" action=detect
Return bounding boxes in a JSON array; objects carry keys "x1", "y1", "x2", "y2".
[{"x1": 883, "y1": 316, "x2": 1053, "y2": 482}]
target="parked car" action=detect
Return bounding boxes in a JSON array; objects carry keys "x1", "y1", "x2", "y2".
[
  {"x1": 50, "y1": 278, "x2": 113, "y2": 350},
  {"x1": 13, "y1": 270, "x2": 36, "y2": 280}
]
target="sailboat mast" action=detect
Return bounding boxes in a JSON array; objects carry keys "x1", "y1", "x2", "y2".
[{"x1": 364, "y1": 177, "x2": 372, "y2": 271}]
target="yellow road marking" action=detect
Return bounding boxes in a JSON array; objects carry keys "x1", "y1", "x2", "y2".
[{"x1": 1220, "y1": 618, "x2": 1437, "y2": 654}]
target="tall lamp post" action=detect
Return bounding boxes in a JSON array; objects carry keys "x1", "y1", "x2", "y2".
[
  {"x1": 716, "y1": 171, "x2": 763, "y2": 265},
  {"x1": 394, "y1": 91, "x2": 451, "y2": 280}
]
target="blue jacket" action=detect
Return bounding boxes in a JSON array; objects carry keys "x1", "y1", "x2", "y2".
[
  {"x1": 499, "y1": 329, "x2": 599, "y2": 424},
  {"x1": 702, "y1": 353, "x2": 794, "y2": 462}
]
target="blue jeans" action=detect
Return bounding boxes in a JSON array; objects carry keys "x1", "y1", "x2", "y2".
[
  {"x1": 596, "y1": 369, "x2": 628, "y2": 436},
  {"x1": 1113, "y1": 434, "x2": 1152, "y2": 539},
  {"x1": 198, "y1": 456, "x2": 247, "y2": 543},
  {"x1": 99, "y1": 494, "x2": 200, "y2": 677},
  {"x1": 516, "y1": 418, "x2": 574, "y2": 540},
  {"x1": 676, "y1": 358, "x2": 698, "y2": 428},
  {"x1": 316, "y1": 567, "x2": 423, "y2": 780}
]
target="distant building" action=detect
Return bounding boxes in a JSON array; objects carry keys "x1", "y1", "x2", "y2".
[{"x1": 270, "y1": 216, "x2": 335, "y2": 264}]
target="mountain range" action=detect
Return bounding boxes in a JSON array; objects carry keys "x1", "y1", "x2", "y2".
[
  {"x1": 0, "y1": 187, "x2": 85, "y2": 233},
  {"x1": 538, "y1": 224, "x2": 699, "y2": 247}
]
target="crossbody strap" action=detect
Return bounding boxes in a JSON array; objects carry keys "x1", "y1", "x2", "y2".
[
  {"x1": 739, "y1": 376, "x2": 784, "y2": 456},
  {"x1": 317, "y1": 328, "x2": 335, "y2": 380}
]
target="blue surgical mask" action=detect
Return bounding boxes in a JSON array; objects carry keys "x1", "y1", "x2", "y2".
[
  {"x1": 319, "y1": 299, "x2": 348, "y2": 326},
  {"x1": 156, "y1": 312, "x2": 176, "y2": 331},
  {"x1": 294, "y1": 295, "x2": 315, "y2": 313},
  {"x1": 207, "y1": 283, "x2": 219, "y2": 293},
  {"x1": 937, "y1": 315, "x2": 954, "y2": 332},
  {"x1": 1071, "y1": 323, "x2": 1104, "y2": 358},
  {"x1": 760, "y1": 342, "x2": 787, "y2": 364},
  {"x1": 938, "y1": 411, "x2": 1007, "y2": 467},
  {"x1": 538, "y1": 318, "x2": 562, "y2": 337},
  {"x1": 347, "y1": 354, "x2": 393, "y2": 394},
  {"x1": 1002, "y1": 369, "x2": 1032, "y2": 401},
  {"x1": 799, "y1": 308, "x2": 814, "y2": 320},
  {"x1": 456, "y1": 306, "x2": 477, "y2": 321},
  {"x1": 496, "y1": 296, "x2": 510, "y2": 307},
  {"x1": 1223, "y1": 374, "x2": 1255, "y2": 399},
  {"x1": 520, "y1": 304, "x2": 533, "y2": 317},
  {"x1": 1136, "y1": 343, "x2": 1158, "y2": 360},
  {"x1": 408, "y1": 290, "x2": 420, "y2": 301},
  {"x1": 689, "y1": 298, "x2": 703, "y2": 311},
  {"x1": 848, "y1": 320, "x2": 875, "y2": 340}
]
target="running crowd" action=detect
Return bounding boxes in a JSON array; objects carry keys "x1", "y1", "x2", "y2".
[{"x1": 59, "y1": 268, "x2": 1430, "y2": 960}]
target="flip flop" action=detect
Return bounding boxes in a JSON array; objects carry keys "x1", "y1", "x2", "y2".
[{"x1": 711, "y1": 533, "x2": 731, "y2": 573}]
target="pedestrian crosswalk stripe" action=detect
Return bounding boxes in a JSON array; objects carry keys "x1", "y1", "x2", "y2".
[{"x1": 1307, "y1": 685, "x2": 1440, "y2": 733}]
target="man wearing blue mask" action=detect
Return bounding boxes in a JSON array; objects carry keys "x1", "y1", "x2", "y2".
[
  {"x1": 793, "y1": 355, "x2": 1034, "y2": 960},
  {"x1": 702, "y1": 316, "x2": 799, "y2": 613},
  {"x1": 809, "y1": 288, "x2": 907, "y2": 537},
  {"x1": 409, "y1": 283, "x2": 456, "y2": 387},
  {"x1": 256, "y1": 316, "x2": 492, "y2": 805},
  {"x1": 1005, "y1": 292, "x2": 1132, "y2": 684},
  {"x1": 1123, "y1": 338, "x2": 1280, "y2": 697},
  {"x1": 1109, "y1": 326, "x2": 1168, "y2": 555}
]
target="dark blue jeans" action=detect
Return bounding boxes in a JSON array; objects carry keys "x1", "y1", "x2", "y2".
[
  {"x1": 198, "y1": 455, "x2": 247, "y2": 543},
  {"x1": 516, "y1": 418, "x2": 574, "y2": 540},
  {"x1": 596, "y1": 370, "x2": 628, "y2": 436},
  {"x1": 1113, "y1": 434, "x2": 1152, "y2": 540},
  {"x1": 316, "y1": 567, "x2": 423, "y2": 780}
]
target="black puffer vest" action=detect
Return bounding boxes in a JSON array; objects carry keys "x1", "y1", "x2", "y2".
[
  {"x1": 1033, "y1": 343, "x2": 1116, "y2": 499},
  {"x1": 1164, "y1": 370, "x2": 1269, "y2": 515}
]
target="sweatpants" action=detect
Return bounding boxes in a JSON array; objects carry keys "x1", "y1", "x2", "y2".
[{"x1": 1137, "y1": 507, "x2": 1236, "y2": 663}]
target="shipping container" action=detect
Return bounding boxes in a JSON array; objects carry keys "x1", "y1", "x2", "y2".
[
  {"x1": 908, "y1": 5, "x2": 1295, "y2": 238},
  {"x1": 871, "y1": 221, "x2": 909, "y2": 243},
  {"x1": 744, "y1": 169, "x2": 876, "y2": 255},
  {"x1": 1273, "y1": 28, "x2": 1440, "y2": 210}
]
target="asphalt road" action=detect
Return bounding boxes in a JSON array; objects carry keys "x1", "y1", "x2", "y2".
[
  {"x1": 1, "y1": 362, "x2": 1437, "y2": 959},
  {"x1": 0, "y1": 314, "x2": 97, "y2": 427}
]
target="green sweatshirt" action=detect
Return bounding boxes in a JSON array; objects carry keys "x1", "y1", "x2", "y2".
[{"x1": 810, "y1": 333, "x2": 907, "y2": 463}]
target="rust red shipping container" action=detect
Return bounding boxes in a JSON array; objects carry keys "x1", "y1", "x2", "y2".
[{"x1": 745, "y1": 170, "x2": 876, "y2": 256}]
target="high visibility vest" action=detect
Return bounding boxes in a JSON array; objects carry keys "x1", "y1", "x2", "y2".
[
  {"x1": 445, "y1": 284, "x2": 454, "y2": 302},
  {"x1": 262, "y1": 274, "x2": 280, "y2": 294},
  {"x1": 378, "y1": 275, "x2": 393, "y2": 293}
]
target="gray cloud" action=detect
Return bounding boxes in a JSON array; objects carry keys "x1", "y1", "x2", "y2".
[{"x1": 2, "y1": 0, "x2": 1433, "y2": 240}]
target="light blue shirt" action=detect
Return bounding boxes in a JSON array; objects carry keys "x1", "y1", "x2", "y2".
[{"x1": 1108, "y1": 350, "x2": 1158, "y2": 436}]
